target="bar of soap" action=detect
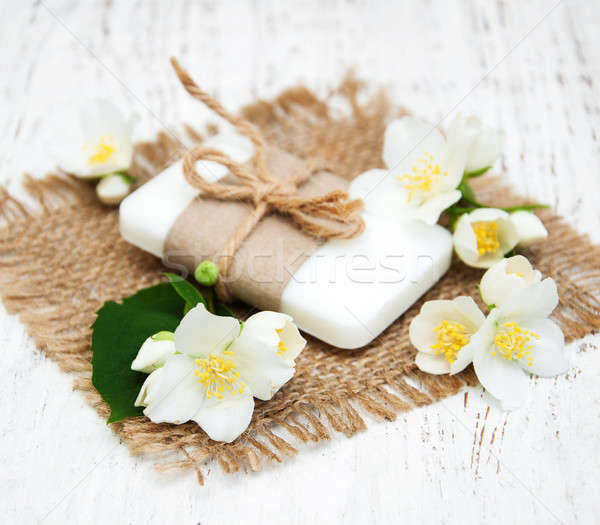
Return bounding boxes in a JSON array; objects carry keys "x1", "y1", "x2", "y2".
[
  {"x1": 120, "y1": 132, "x2": 255, "y2": 258},
  {"x1": 120, "y1": 133, "x2": 452, "y2": 349}
]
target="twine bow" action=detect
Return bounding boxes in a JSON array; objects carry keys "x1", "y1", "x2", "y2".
[{"x1": 171, "y1": 58, "x2": 365, "y2": 302}]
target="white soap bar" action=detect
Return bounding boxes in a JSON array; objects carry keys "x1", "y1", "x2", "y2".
[
  {"x1": 120, "y1": 134, "x2": 452, "y2": 349},
  {"x1": 120, "y1": 132, "x2": 255, "y2": 257}
]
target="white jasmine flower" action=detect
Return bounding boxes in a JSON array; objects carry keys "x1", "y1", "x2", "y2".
[
  {"x1": 96, "y1": 173, "x2": 133, "y2": 205},
  {"x1": 133, "y1": 305, "x2": 306, "y2": 443},
  {"x1": 455, "y1": 114, "x2": 505, "y2": 174},
  {"x1": 230, "y1": 311, "x2": 306, "y2": 400},
  {"x1": 410, "y1": 297, "x2": 485, "y2": 375},
  {"x1": 52, "y1": 97, "x2": 135, "y2": 178},
  {"x1": 131, "y1": 331, "x2": 176, "y2": 374},
  {"x1": 349, "y1": 114, "x2": 501, "y2": 225},
  {"x1": 349, "y1": 116, "x2": 473, "y2": 225},
  {"x1": 134, "y1": 366, "x2": 164, "y2": 407},
  {"x1": 470, "y1": 278, "x2": 569, "y2": 409},
  {"x1": 509, "y1": 211, "x2": 548, "y2": 245},
  {"x1": 479, "y1": 255, "x2": 541, "y2": 308},
  {"x1": 453, "y1": 208, "x2": 519, "y2": 268},
  {"x1": 454, "y1": 208, "x2": 548, "y2": 268}
]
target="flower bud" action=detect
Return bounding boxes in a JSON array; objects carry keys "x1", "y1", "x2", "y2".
[
  {"x1": 151, "y1": 331, "x2": 175, "y2": 342},
  {"x1": 96, "y1": 173, "x2": 133, "y2": 205},
  {"x1": 194, "y1": 260, "x2": 219, "y2": 287},
  {"x1": 131, "y1": 333, "x2": 176, "y2": 373}
]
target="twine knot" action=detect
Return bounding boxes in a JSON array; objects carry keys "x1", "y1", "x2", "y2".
[
  {"x1": 253, "y1": 181, "x2": 282, "y2": 204},
  {"x1": 171, "y1": 58, "x2": 365, "y2": 302}
]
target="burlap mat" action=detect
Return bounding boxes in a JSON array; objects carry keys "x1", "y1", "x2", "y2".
[{"x1": 1, "y1": 78, "x2": 598, "y2": 485}]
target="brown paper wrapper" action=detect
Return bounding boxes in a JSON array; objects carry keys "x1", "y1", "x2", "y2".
[{"x1": 163, "y1": 146, "x2": 349, "y2": 310}]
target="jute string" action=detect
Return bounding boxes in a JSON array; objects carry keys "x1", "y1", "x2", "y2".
[
  {"x1": 171, "y1": 58, "x2": 364, "y2": 302},
  {"x1": 0, "y1": 75, "x2": 598, "y2": 485}
]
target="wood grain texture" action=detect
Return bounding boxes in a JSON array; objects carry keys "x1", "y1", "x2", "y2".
[{"x1": 1, "y1": 1, "x2": 599, "y2": 523}]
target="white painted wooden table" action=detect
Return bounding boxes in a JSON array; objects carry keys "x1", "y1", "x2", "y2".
[{"x1": 1, "y1": 1, "x2": 599, "y2": 523}]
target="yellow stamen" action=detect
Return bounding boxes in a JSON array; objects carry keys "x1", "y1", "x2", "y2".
[
  {"x1": 397, "y1": 152, "x2": 447, "y2": 201},
  {"x1": 431, "y1": 320, "x2": 471, "y2": 364},
  {"x1": 276, "y1": 328, "x2": 287, "y2": 356},
  {"x1": 85, "y1": 135, "x2": 116, "y2": 165},
  {"x1": 493, "y1": 321, "x2": 539, "y2": 366},
  {"x1": 194, "y1": 352, "x2": 242, "y2": 399},
  {"x1": 472, "y1": 221, "x2": 500, "y2": 256}
]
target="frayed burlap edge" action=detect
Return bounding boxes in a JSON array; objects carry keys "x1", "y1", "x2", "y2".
[{"x1": 0, "y1": 76, "x2": 599, "y2": 486}]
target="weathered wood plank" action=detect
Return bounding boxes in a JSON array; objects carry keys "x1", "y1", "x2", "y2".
[{"x1": 0, "y1": 1, "x2": 598, "y2": 523}]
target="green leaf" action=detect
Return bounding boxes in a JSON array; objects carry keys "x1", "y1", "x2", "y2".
[
  {"x1": 464, "y1": 166, "x2": 491, "y2": 178},
  {"x1": 164, "y1": 272, "x2": 207, "y2": 310},
  {"x1": 91, "y1": 283, "x2": 186, "y2": 423},
  {"x1": 447, "y1": 204, "x2": 479, "y2": 230},
  {"x1": 450, "y1": 205, "x2": 479, "y2": 214},
  {"x1": 501, "y1": 204, "x2": 549, "y2": 213},
  {"x1": 457, "y1": 180, "x2": 479, "y2": 206},
  {"x1": 116, "y1": 171, "x2": 137, "y2": 185},
  {"x1": 215, "y1": 302, "x2": 235, "y2": 317}
]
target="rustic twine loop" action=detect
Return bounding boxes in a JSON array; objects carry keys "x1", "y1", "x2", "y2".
[{"x1": 170, "y1": 58, "x2": 365, "y2": 302}]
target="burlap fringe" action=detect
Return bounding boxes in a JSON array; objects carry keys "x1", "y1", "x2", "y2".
[
  {"x1": 69, "y1": 367, "x2": 478, "y2": 484},
  {"x1": 0, "y1": 76, "x2": 598, "y2": 485}
]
